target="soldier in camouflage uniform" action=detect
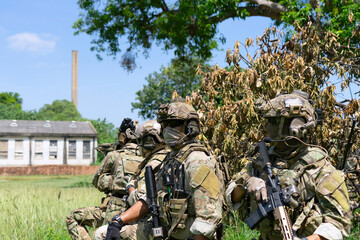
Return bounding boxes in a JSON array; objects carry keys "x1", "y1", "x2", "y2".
[
  {"x1": 94, "y1": 119, "x2": 169, "y2": 240},
  {"x1": 226, "y1": 90, "x2": 352, "y2": 240},
  {"x1": 66, "y1": 118, "x2": 144, "y2": 240},
  {"x1": 103, "y1": 99, "x2": 224, "y2": 240}
]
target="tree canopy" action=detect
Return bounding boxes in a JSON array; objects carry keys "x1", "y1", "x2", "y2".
[
  {"x1": 74, "y1": 0, "x2": 360, "y2": 71},
  {"x1": 0, "y1": 92, "x2": 23, "y2": 110},
  {"x1": 36, "y1": 100, "x2": 82, "y2": 121},
  {"x1": 131, "y1": 57, "x2": 204, "y2": 119}
]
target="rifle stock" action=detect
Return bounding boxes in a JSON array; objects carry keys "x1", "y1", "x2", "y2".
[{"x1": 145, "y1": 166, "x2": 164, "y2": 239}]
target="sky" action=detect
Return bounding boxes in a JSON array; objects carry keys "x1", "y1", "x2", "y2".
[{"x1": 0, "y1": 1, "x2": 356, "y2": 128}]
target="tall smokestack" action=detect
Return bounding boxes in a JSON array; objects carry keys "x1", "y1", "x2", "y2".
[{"x1": 71, "y1": 50, "x2": 78, "y2": 109}]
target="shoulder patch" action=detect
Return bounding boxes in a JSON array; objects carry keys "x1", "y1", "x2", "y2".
[
  {"x1": 191, "y1": 164, "x2": 220, "y2": 199},
  {"x1": 317, "y1": 170, "x2": 350, "y2": 212}
]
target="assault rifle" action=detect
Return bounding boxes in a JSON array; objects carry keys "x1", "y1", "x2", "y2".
[
  {"x1": 145, "y1": 166, "x2": 164, "y2": 239},
  {"x1": 246, "y1": 140, "x2": 298, "y2": 240}
]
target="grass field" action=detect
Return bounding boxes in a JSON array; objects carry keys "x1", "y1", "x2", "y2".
[
  {"x1": 0, "y1": 175, "x2": 358, "y2": 240},
  {"x1": 0, "y1": 175, "x2": 103, "y2": 240}
]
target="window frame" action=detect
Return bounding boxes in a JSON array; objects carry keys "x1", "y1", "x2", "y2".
[{"x1": 0, "y1": 140, "x2": 8, "y2": 160}]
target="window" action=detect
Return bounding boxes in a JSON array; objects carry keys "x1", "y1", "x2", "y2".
[
  {"x1": 83, "y1": 141, "x2": 90, "y2": 159},
  {"x1": 0, "y1": 140, "x2": 8, "y2": 159},
  {"x1": 35, "y1": 140, "x2": 43, "y2": 160},
  {"x1": 14, "y1": 140, "x2": 23, "y2": 160},
  {"x1": 50, "y1": 140, "x2": 58, "y2": 160},
  {"x1": 69, "y1": 141, "x2": 76, "y2": 159}
]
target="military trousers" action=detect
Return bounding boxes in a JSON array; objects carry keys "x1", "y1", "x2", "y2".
[{"x1": 66, "y1": 196, "x2": 128, "y2": 240}]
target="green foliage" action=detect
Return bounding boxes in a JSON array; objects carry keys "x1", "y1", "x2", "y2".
[
  {"x1": 280, "y1": 0, "x2": 360, "y2": 47},
  {"x1": 350, "y1": 208, "x2": 360, "y2": 239},
  {"x1": 223, "y1": 211, "x2": 260, "y2": 240},
  {"x1": 0, "y1": 103, "x2": 38, "y2": 120},
  {"x1": 74, "y1": 0, "x2": 359, "y2": 71},
  {"x1": 89, "y1": 118, "x2": 118, "y2": 162},
  {"x1": 131, "y1": 57, "x2": 204, "y2": 119},
  {"x1": 0, "y1": 92, "x2": 32, "y2": 120},
  {"x1": 0, "y1": 92, "x2": 23, "y2": 110},
  {"x1": 36, "y1": 99, "x2": 82, "y2": 121}
]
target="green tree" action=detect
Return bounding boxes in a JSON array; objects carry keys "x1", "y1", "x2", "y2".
[
  {"x1": 89, "y1": 118, "x2": 118, "y2": 163},
  {"x1": 131, "y1": 57, "x2": 204, "y2": 119},
  {"x1": 37, "y1": 100, "x2": 82, "y2": 121},
  {"x1": 0, "y1": 92, "x2": 38, "y2": 120},
  {"x1": 74, "y1": 0, "x2": 359, "y2": 71},
  {"x1": 0, "y1": 92, "x2": 23, "y2": 110},
  {"x1": 0, "y1": 104, "x2": 38, "y2": 120}
]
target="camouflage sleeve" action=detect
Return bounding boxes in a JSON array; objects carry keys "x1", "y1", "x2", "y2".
[
  {"x1": 312, "y1": 163, "x2": 352, "y2": 239},
  {"x1": 92, "y1": 152, "x2": 116, "y2": 191},
  {"x1": 126, "y1": 178, "x2": 148, "y2": 207},
  {"x1": 126, "y1": 178, "x2": 139, "y2": 207},
  {"x1": 225, "y1": 162, "x2": 253, "y2": 210},
  {"x1": 187, "y1": 152, "x2": 223, "y2": 239},
  {"x1": 111, "y1": 154, "x2": 127, "y2": 193}
]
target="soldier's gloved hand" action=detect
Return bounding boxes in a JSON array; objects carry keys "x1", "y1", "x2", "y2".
[
  {"x1": 105, "y1": 216, "x2": 124, "y2": 240},
  {"x1": 245, "y1": 176, "x2": 267, "y2": 202}
]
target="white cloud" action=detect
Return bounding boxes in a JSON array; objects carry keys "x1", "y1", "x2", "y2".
[{"x1": 7, "y1": 32, "x2": 56, "y2": 54}]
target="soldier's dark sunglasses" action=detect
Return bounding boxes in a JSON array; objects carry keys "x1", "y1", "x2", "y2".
[
  {"x1": 161, "y1": 120, "x2": 184, "y2": 129},
  {"x1": 266, "y1": 118, "x2": 281, "y2": 125}
]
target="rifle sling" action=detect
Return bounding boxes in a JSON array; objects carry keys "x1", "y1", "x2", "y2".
[{"x1": 292, "y1": 197, "x2": 315, "y2": 232}]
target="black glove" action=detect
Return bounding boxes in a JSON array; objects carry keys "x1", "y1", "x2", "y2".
[
  {"x1": 294, "y1": 236, "x2": 309, "y2": 240},
  {"x1": 105, "y1": 216, "x2": 124, "y2": 240}
]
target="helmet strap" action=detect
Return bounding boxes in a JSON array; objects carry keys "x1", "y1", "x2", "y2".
[{"x1": 277, "y1": 117, "x2": 285, "y2": 139}]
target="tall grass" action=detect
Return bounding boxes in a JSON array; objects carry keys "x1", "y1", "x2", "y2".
[
  {"x1": 223, "y1": 211, "x2": 259, "y2": 240},
  {"x1": 0, "y1": 175, "x2": 103, "y2": 240}
]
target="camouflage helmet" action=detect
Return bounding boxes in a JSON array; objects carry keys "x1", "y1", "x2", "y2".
[
  {"x1": 156, "y1": 98, "x2": 199, "y2": 123},
  {"x1": 262, "y1": 90, "x2": 317, "y2": 138},
  {"x1": 135, "y1": 120, "x2": 163, "y2": 145}
]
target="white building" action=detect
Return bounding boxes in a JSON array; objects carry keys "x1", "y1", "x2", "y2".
[{"x1": 0, "y1": 120, "x2": 98, "y2": 166}]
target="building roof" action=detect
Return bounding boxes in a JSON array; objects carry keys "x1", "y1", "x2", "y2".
[{"x1": 0, "y1": 120, "x2": 97, "y2": 137}]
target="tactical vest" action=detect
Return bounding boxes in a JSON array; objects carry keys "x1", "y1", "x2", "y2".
[
  {"x1": 158, "y1": 142, "x2": 224, "y2": 238},
  {"x1": 111, "y1": 143, "x2": 144, "y2": 195},
  {"x1": 134, "y1": 148, "x2": 168, "y2": 178}
]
